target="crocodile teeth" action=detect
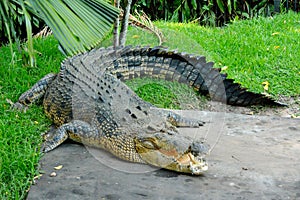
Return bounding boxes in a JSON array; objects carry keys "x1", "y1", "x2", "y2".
[
  {"x1": 188, "y1": 153, "x2": 208, "y2": 174},
  {"x1": 187, "y1": 153, "x2": 196, "y2": 164}
]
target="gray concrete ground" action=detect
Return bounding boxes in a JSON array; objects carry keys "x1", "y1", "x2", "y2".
[{"x1": 27, "y1": 110, "x2": 300, "y2": 200}]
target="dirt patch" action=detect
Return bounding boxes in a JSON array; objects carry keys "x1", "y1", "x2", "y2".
[{"x1": 27, "y1": 110, "x2": 300, "y2": 200}]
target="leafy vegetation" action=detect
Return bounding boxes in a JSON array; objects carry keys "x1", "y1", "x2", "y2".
[
  {"x1": 0, "y1": 37, "x2": 63, "y2": 199},
  {"x1": 31, "y1": 0, "x2": 119, "y2": 56},
  {"x1": 1, "y1": 0, "x2": 119, "y2": 67},
  {"x1": 2, "y1": 0, "x2": 297, "y2": 68},
  {"x1": 154, "y1": 12, "x2": 300, "y2": 96},
  {"x1": 0, "y1": 0, "x2": 42, "y2": 66},
  {"x1": 112, "y1": 12, "x2": 299, "y2": 97},
  {"x1": 0, "y1": 1, "x2": 42, "y2": 45},
  {"x1": 0, "y1": 12, "x2": 299, "y2": 198},
  {"x1": 132, "y1": 0, "x2": 298, "y2": 25}
]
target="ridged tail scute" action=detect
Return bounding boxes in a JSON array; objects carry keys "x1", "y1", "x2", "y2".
[
  {"x1": 108, "y1": 46, "x2": 225, "y2": 102},
  {"x1": 223, "y1": 79, "x2": 286, "y2": 106},
  {"x1": 105, "y1": 46, "x2": 284, "y2": 107}
]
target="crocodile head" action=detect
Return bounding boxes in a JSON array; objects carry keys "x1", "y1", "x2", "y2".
[{"x1": 134, "y1": 132, "x2": 209, "y2": 175}]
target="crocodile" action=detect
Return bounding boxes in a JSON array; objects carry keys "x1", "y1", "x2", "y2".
[
  {"x1": 14, "y1": 46, "x2": 211, "y2": 175},
  {"x1": 14, "y1": 46, "x2": 282, "y2": 175}
]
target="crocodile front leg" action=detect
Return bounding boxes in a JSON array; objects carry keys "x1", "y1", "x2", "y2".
[
  {"x1": 41, "y1": 120, "x2": 99, "y2": 152},
  {"x1": 41, "y1": 120, "x2": 145, "y2": 163},
  {"x1": 13, "y1": 73, "x2": 57, "y2": 110}
]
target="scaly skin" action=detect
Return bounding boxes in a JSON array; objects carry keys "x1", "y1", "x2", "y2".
[
  {"x1": 16, "y1": 47, "x2": 209, "y2": 174},
  {"x1": 15, "y1": 46, "x2": 283, "y2": 175},
  {"x1": 105, "y1": 46, "x2": 285, "y2": 106}
]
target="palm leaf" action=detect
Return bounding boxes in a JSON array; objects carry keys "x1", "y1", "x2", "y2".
[
  {"x1": 216, "y1": 0, "x2": 225, "y2": 13},
  {"x1": 129, "y1": 11, "x2": 164, "y2": 45},
  {"x1": 29, "y1": 0, "x2": 119, "y2": 56},
  {"x1": 0, "y1": 0, "x2": 18, "y2": 63},
  {"x1": 20, "y1": 0, "x2": 35, "y2": 66}
]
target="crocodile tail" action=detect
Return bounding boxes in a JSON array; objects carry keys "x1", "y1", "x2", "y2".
[
  {"x1": 107, "y1": 46, "x2": 285, "y2": 107},
  {"x1": 177, "y1": 49, "x2": 286, "y2": 107},
  {"x1": 222, "y1": 78, "x2": 286, "y2": 106}
]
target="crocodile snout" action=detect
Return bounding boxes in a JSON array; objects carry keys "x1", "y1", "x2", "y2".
[{"x1": 190, "y1": 141, "x2": 210, "y2": 157}]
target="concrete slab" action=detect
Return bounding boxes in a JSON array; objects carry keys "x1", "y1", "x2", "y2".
[{"x1": 27, "y1": 111, "x2": 300, "y2": 200}]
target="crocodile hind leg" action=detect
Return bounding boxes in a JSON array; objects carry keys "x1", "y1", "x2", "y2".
[
  {"x1": 149, "y1": 109, "x2": 205, "y2": 129},
  {"x1": 41, "y1": 120, "x2": 98, "y2": 152},
  {"x1": 13, "y1": 73, "x2": 57, "y2": 111},
  {"x1": 166, "y1": 111, "x2": 205, "y2": 127}
]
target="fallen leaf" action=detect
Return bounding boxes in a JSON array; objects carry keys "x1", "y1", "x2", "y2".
[
  {"x1": 221, "y1": 66, "x2": 228, "y2": 71},
  {"x1": 262, "y1": 81, "x2": 269, "y2": 91},
  {"x1": 34, "y1": 174, "x2": 43, "y2": 180},
  {"x1": 54, "y1": 165, "x2": 63, "y2": 170},
  {"x1": 262, "y1": 92, "x2": 271, "y2": 97},
  {"x1": 271, "y1": 32, "x2": 280, "y2": 36},
  {"x1": 291, "y1": 114, "x2": 300, "y2": 119},
  {"x1": 50, "y1": 172, "x2": 57, "y2": 177},
  {"x1": 132, "y1": 35, "x2": 140, "y2": 39}
]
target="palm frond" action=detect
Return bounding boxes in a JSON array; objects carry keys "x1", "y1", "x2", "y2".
[
  {"x1": 0, "y1": 0, "x2": 43, "y2": 66},
  {"x1": 20, "y1": 0, "x2": 35, "y2": 66},
  {"x1": 129, "y1": 11, "x2": 164, "y2": 45},
  {"x1": 29, "y1": 0, "x2": 119, "y2": 56},
  {"x1": 0, "y1": 0, "x2": 19, "y2": 64}
]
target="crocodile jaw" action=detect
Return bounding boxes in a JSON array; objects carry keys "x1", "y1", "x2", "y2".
[
  {"x1": 135, "y1": 148, "x2": 208, "y2": 175},
  {"x1": 134, "y1": 133, "x2": 209, "y2": 175},
  {"x1": 170, "y1": 152, "x2": 208, "y2": 175},
  {"x1": 186, "y1": 152, "x2": 208, "y2": 175}
]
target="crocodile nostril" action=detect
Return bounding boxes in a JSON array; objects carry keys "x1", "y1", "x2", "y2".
[{"x1": 190, "y1": 141, "x2": 209, "y2": 156}]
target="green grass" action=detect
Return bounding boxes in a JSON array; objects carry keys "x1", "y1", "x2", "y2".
[
  {"x1": 105, "y1": 12, "x2": 299, "y2": 97},
  {"x1": 125, "y1": 78, "x2": 206, "y2": 110},
  {"x1": 154, "y1": 12, "x2": 300, "y2": 96},
  {"x1": 0, "y1": 37, "x2": 64, "y2": 199},
  {"x1": 0, "y1": 12, "x2": 299, "y2": 199}
]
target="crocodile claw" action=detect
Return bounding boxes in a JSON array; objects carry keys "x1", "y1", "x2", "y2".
[{"x1": 7, "y1": 99, "x2": 28, "y2": 112}]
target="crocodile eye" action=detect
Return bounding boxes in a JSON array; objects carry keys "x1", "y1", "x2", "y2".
[
  {"x1": 142, "y1": 140, "x2": 157, "y2": 149},
  {"x1": 141, "y1": 140, "x2": 156, "y2": 149}
]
